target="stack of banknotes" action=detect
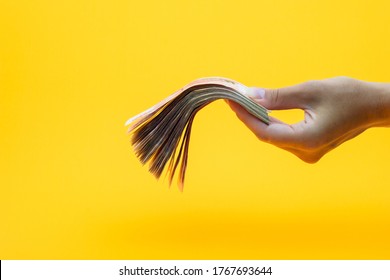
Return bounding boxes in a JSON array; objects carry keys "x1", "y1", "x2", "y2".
[{"x1": 125, "y1": 77, "x2": 269, "y2": 190}]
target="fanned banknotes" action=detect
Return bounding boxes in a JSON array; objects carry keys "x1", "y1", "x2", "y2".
[{"x1": 125, "y1": 77, "x2": 269, "y2": 190}]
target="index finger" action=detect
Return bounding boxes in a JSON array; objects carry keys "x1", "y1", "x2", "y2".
[{"x1": 228, "y1": 100, "x2": 309, "y2": 147}]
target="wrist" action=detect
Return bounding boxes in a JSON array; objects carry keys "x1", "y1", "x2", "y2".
[{"x1": 361, "y1": 80, "x2": 390, "y2": 127}]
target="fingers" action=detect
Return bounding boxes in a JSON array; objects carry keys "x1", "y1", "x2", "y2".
[
  {"x1": 246, "y1": 81, "x2": 318, "y2": 110},
  {"x1": 227, "y1": 80, "x2": 325, "y2": 155},
  {"x1": 228, "y1": 100, "x2": 307, "y2": 147}
]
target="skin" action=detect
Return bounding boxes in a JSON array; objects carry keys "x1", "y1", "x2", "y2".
[{"x1": 228, "y1": 77, "x2": 390, "y2": 163}]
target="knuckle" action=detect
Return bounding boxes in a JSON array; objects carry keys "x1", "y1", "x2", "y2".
[
  {"x1": 299, "y1": 80, "x2": 324, "y2": 101},
  {"x1": 269, "y1": 88, "x2": 281, "y2": 106},
  {"x1": 304, "y1": 79, "x2": 321, "y2": 88},
  {"x1": 256, "y1": 133, "x2": 270, "y2": 143},
  {"x1": 336, "y1": 75, "x2": 352, "y2": 82}
]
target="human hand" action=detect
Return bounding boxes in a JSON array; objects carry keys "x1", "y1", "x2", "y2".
[{"x1": 228, "y1": 77, "x2": 390, "y2": 163}]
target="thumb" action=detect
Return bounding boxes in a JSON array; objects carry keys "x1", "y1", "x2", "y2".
[{"x1": 246, "y1": 84, "x2": 309, "y2": 110}]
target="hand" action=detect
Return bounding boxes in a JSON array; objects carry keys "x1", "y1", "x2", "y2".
[{"x1": 228, "y1": 77, "x2": 390, "y2": 163}]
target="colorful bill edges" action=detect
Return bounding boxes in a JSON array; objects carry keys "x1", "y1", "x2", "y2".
[{"x1": 125, "y1": 77, "x2": 269, "y2": 190}]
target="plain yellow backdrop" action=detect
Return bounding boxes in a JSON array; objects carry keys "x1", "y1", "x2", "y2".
[{"x1": 1, "y1": 0, "x2": 390, "y2": 259}]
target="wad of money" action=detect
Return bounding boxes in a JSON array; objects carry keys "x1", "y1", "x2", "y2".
[{"x1": 125, "y1": 77, "x2": 269, "y2": 191}]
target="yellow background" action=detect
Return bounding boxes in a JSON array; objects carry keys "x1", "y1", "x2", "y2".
[{"x1": 1, "y1": 0, "x2": 390, "y2": 259}]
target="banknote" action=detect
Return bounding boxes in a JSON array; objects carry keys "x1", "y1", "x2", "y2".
[{"x1": 125, "y1": 77, "x2": 269, "y2": 190}]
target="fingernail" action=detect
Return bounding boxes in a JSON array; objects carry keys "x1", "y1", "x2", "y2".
[{"x1": 246, "y1": 87, "x2": 265, "y2": 99}]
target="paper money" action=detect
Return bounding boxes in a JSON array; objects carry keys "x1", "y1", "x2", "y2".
[{"x1": 125, "y1": 77, "x2": 269, "y2": 190}]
